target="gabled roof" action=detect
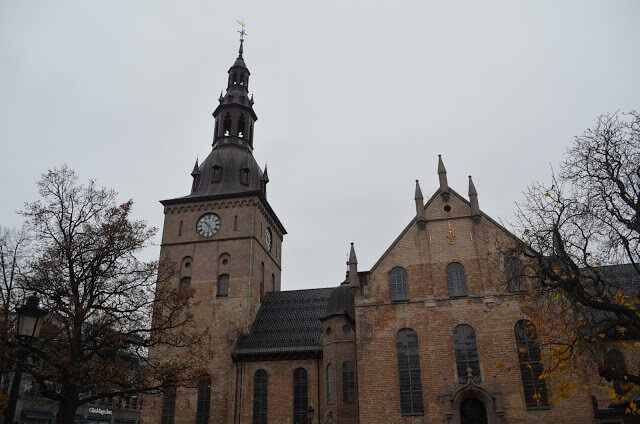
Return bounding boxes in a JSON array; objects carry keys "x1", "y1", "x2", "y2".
[
  {"x1": 369, "y1": 187, "x2": 524, "y2": 273},
  {"x1": 232, "y1": 288, "x2": 334, "y2": 361}
]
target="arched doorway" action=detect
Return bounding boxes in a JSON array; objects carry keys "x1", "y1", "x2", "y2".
[{"x1": 460, "y1": 398, "x2": 488, "y2": 424}]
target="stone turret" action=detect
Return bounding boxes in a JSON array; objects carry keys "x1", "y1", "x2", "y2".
[
  {"x1": 438, "y1": 155, "x2": 450, "y2": 201},
  {"x1": 468, "y1": 175, "x2": 481, "y2": 224},
  {"x1": 414, "y1": 179, "x2": 426, "y2": 228}
]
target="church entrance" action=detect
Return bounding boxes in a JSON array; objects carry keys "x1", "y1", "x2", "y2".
[{"x1": 460, "y1": 398, "x2": 488, "y2": 424}]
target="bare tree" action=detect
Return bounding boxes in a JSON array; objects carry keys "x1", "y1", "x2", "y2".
[
  {"x1": 5, "y1": 165, "x2": 207, "y2": 424},
  {"x1": 512, "y1": 111, "x2": 640, "y2": 405}
]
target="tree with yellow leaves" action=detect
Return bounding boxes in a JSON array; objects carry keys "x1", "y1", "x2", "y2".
[{"x1": 512, "y1": 111, "x2": 640, "y2": 406}]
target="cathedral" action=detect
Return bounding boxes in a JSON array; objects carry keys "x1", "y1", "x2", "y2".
[{"x1": 140, "y1": 40, "x2": 621, "y2": 424}]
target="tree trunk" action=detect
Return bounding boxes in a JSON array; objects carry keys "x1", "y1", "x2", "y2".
[{"x1": 56, "y1": 399, "x2": 80, "y2": 424}]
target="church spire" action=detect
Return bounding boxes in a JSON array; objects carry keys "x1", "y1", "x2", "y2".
[
  {"x1": 212, "y1": 26, "x2": 257, "y2": 150},
  {"x1": 414, "y1": 180, "x2": 426, "y2": 227},
  {"x1": 347, "y1": 243, "x2": 359, "y2": 289},
  {"x1": 438, "y1": 155, "x2": 450, "y2": 200},
  {"x1": 468, "y1": 175, "x2": 481, "y2": 223}
]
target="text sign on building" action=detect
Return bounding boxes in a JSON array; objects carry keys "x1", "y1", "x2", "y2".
[{"x1": 88, "y1": 408, "x2": 113, "y2": 416}]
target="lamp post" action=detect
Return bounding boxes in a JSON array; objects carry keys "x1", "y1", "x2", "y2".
[
  {"x1": 306, "y1": 405, "x2": 314, "y2": 424},
  {"x1": 4, "y1": 295, "x2": 46, "y2": 424}
]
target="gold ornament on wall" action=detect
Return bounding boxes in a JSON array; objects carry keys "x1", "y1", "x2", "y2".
[{"x1": 447, "y1": 220, "x2": 456, "y2": 245}]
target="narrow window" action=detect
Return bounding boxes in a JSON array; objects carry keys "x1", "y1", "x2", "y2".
[
  {"x1": 240, "y1": 168, "x2": 250, "y2": 185},
  {"x1": 232, "y1": 71, "x2": 238, "y2": 85},
  {"x1": 179, "y1": 277, "x2": 191, "y2": 294},
  {"x1": 234, "y1": 215, "x2": 238, "y2": 231},
  {"x1": 447, "y1": 262, "x2": 468, "y2": 297},
  {"x1": 342, "y1": 361, "x2": 355, "y2": 404},
  {"x1": 514, "y1": 320, "x2": 548, "y2": 407},
  {"x1": 160, "y1": 384, "x2": 176, "y2": 424},
  {"x1": 253, "y1": 370, "x2": 268, "y2": 424},
  {"x1": 223, "y1": 113, "x2": 232, "y2": 136},
  {"x1": 217, "y1": 274, "x2": 229, "y2": 297},
  {"x1": 505, "y1": 257, "x2": 526, "y2": 292},
  {"x1": 260, "y1": 262, "x2": 265, "y2": 301},
  {"x1": 396, "y1": 328, "x2": 424, "y2": 415},
  {"x1": 606, "y1": 349, "x2": 627, "y2": 396},
  {"x1": 211, "y1": 166, "x2": 222, "y2": 183},
  {"x1": 389, "y1": 267, "x2": 409, "y2": 301},
  {"x1": 195, "y1": 377, "x2": 211, "y2": 424},
  {"x1": 178, "y1": 220, "x2": 183, "y2": 236},
  {"x1": 293, "y1": 368, "x2": 308, "y2": 424},
  {"x1": 453, "y1": 324, "x2": 481, "y2": 384},
  {"x1": 238, "y1": 114, "x2": 246, "y2": 138},
  {"x1": 326, "y1": 364, "x2": 334, "y2": 405},
  {"x1": 271, "y1": 274, "x2": 275, "y2": 291}
]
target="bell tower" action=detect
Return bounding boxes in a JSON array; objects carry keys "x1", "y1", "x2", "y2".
[{"x1": 146, "y1": 35, "x2": 286, "y2": 424}]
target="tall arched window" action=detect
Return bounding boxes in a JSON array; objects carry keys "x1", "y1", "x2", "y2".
[
  {"x1": 223, "y1": 113, "x2": 232, "y2": 136},
  {"x1": 505, "y1": 257, "x2": 526, "y2": 292},
  {"x1": 326, "y1": 364, "x2": 334, "y2": 405},
  {"x1": 447, "y1": 262, "x2": 468, "y2": 297},
  {"x1": 260, "y1": 262, "x2": 265, "y2": 301},
  {"x1": 238, "y1": 114, "x2": 246, "y2": 137},
  {"x1": 179, "y1": 277, "x2": 191, "y2": 294},
  {"x1": 217, "y1": 274, "x2": 229, "y2": 297},
  {"x1": 195, "y1": 377, "x2": 211, "y2": 424},
  {"x1": 160, "y1": 384, "x2": 176, "y2": 424},
  {"x1": 293, "y1": 368, "x2": 308, "y2": 424},
  {"x1": 342, "y1": 361, "x2": 355, "y2": 404},
  {"x1": 396, "y1": 328, "x2": 424, "y2": 415},
  {"x1": 253, "y1": 370, "x2": 268, "y2": 424},
  {"x1": 453, "y1": 324, "x2": 481, "y2": 383},
  {"x1": 606, "y1": 349, "x2": 627, "y2": 396},
  {"x1": 390, "y1": 267, "x2": 409, "y2": 301},
  {"x1": 514, "y1": 320, "x2": 548, "y2": 407}
]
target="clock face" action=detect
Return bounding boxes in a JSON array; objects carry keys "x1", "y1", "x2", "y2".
[
  {"x1": 196, "y1": 213, "x2": 221, "y2": 237},
  {"x1": 265, "y1": 227, "x2": 272, "y2": 251}
]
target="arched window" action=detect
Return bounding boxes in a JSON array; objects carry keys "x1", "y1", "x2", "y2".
[
  {"x1": 293, "y1": 368, "x2": 308, "y2": 424},
  {"x1": 326, "y1": 364, "x2": 334, "y2": 405},
  {"x1": 238, "y1": 114, "x2": 246, "y2": 137},
  {"x1": 253, "y1": 370, "x2": 268, "y2": 424},
  {"x1": 179, "y1": 277, "x2": 191, "y2": 294},
  {"x1": 195, "y1": 377, "x2": 211, "y2": 424},
  {"x1": 217, "y1": 274, "x2": 229, "y2": 297},
  {"x1": 606, "y1": 349, "x2": 627, "y2": 395},
  {"x1": 453, "y1": 324, "x2": 481, "y2": 383},
  {"x1": 447, "y1": 263, "x2": 468, "y2": 297},
  {"x1": 160, "y1": 384, "x2": 176, "y2": 424},
  {"x1": 232, "y1": 71, "x2": 238, "y2": 85},
  {"x1": 260, "y1": 262, "x2": 265, "y2": 301},
  {"x1": 223, "y1": 113, "x2": 232, "y2": 136},
  {"x1": 396, "y1": 328, "x2": 424, "y2": 415},
  {"x1": 505, "y1": 257, "x2": 526, "y2": 292},
  {"x1": 390, "y1": 267, "x2": 409, "y2": 301},
  {"x1": 514, "y1": 320, "x2": 548, "y2": 407},
  {"x1": 342, "y1": 361, "x2": 355, "y2": 404},
  {"x1": 240, "y1": 167, "x2": 250, "y2": 185}
]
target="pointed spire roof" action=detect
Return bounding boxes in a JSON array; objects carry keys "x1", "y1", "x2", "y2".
[
  {"x1": 348, "y1": 242, "x2": 358, "y2": 265},
  {"x1": 414, "y1": 179, "x2": 424, "y2": 200},
  {"x1": 438, "y1": 155, "x2": 450, "y2": 194},
  {"x1": 191, "y1": 159, "x2": 200, "y2": 176},
  {"x1": 261, "y1": 164, "x2": 269, "y2": 182},
  {"x1": 468, "y1": 175, "x2": 478, "y2": 196},
  {"x1": 438, "y1": 154, "x2": 447, "y2": 174}
]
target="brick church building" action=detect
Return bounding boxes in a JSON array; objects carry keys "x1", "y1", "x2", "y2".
[{"x1": 140, "y1": 40, "x2": 627, "y2": 424}]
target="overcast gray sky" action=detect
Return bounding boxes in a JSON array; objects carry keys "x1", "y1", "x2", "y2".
[{"x1": 1, "y1": 1, "x2": 639, "y2": 290}]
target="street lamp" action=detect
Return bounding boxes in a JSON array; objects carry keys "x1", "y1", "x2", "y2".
[
  {"x1": 4, "y1": 295, "x2": 47, "y2": 424},
  {"x1": 306, "y1": 405, "x2": 314, "y2": 424}
]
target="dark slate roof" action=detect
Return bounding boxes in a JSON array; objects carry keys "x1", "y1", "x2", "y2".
[
  {"x1": 589, "y1": 263, "x2": 640, "y2": 296},
  {"x1": 233, "y1": 288, "x2": 333, "y2": 358},
  {"x1": 323, "y1": 283, "x2": 355, "y2": 321}
]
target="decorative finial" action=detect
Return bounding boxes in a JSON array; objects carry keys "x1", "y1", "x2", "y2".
[{"x1": 236, "y1": 20, "x2": 247, "y2": 57}]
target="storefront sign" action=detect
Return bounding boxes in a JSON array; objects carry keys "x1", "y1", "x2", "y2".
[{"x1": 88, "y1": 408, "x2": 112, "y2": 416}]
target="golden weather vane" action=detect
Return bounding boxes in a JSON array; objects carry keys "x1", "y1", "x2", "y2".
[{"x1": 237, "y1": 20, "x2": 247, "y2": 41}]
